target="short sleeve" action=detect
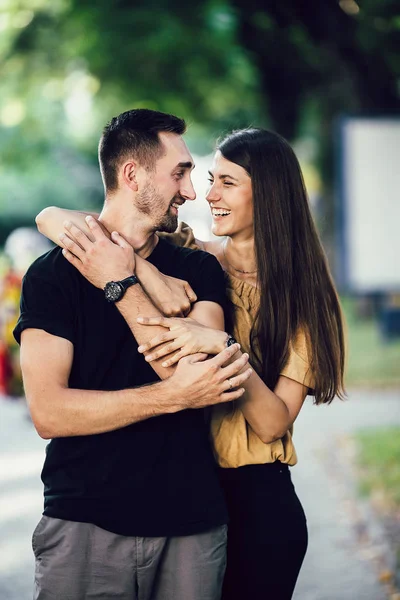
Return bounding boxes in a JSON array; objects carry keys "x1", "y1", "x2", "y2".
[
  {"x1": 13, "y1": 267, "x2": 76, "y2": 346},
  {"x1": 280, "y1": 329, "x2": 315, "y2": 389},
  {"x1": 186, "y1": 251, "x2": 227, "y2": 310}
]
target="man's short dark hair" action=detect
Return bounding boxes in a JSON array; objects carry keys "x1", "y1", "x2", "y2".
[{"x1": 99, "y1": 108, "x2": 187, "y2": 192}]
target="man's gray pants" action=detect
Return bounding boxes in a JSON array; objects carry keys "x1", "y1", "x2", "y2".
[{"x1": 32, "y1": 516, "x2": 227, "y2": 600}]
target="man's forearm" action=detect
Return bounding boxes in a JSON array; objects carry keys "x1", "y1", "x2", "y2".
[
  {"x1": 116, "y1": 283, "x2": 176, "y2": 379},
  {"x1": 31, "y1": 379, "x2": 180, "y2": 439}
]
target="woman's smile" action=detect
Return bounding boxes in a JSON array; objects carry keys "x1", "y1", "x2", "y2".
[{"x1": 210, "y1": 203, "x2": 232, "y2": 219}]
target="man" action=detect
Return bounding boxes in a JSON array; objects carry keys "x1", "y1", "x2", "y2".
[{"x1": 14, "y1": 109, "x2": 252, "y2": 600}]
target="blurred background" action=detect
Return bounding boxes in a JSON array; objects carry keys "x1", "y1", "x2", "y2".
[{"x1": 0, "y1": 1, "x2": 400, "y2": 598}]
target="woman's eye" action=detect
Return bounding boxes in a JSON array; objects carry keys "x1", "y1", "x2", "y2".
[
  {"x1": 207, "y1": 178, "x2": 214, "y2": 184},
  {"x1": 223, "y1": 181, "x2": 233, "y2": 186}
]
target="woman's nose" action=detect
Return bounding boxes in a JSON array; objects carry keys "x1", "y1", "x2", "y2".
[{"x1": 206, "y1": 184, "x2": 219, "y2": 203}]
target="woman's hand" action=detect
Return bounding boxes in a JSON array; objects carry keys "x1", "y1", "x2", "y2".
[
  {"x1": 136, "y1": 316, "x2": 228, "y2": 367},
  {"x1": 135, "y1": 258, "x2": 197, "y2": 317},
  {"x1": 60, "y1": 216, "x2": 135, "y2": 288}
]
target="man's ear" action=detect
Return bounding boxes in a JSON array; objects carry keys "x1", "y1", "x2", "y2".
[{"x1": 121, "y1": 161, "x2": 139, "y2": 191}]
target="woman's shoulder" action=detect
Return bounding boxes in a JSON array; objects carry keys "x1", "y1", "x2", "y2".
[
  {"x1": 158, "y1": 222, "x2": 206, "y2": 251},
  {"x1": 159, "y1": 222, "x2": 226, "y2": 257},
  {"x1": 202, "y1": 239, "x2": 224, "y2": 258}
]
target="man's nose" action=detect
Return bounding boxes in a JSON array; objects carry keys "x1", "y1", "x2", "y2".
[{"x1": 181, "y1": 179, "x2": 196, "y2": 201}]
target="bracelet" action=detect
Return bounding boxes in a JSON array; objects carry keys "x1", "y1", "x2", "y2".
[{"x1": 225, "y1": 334, "x2": 237, "y2": 347}]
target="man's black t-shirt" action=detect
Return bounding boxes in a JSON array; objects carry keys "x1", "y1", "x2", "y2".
[{"x1": 14, "y1": 237, "x2": 228, "y2": 537}]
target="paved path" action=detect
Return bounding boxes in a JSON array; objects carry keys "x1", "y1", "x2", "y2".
[
  {"x1": 293, "y1": 389, "x2": 400, "y2": 600},
  {"x1": 0, "y1": 390, "x2": 399, "y2": 600},
  {"x1": 0, "y1": 397, "x2": 46, "y2": 600}
]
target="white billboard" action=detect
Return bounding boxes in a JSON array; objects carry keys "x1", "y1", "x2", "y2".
[{"x1": 337, "y1": 117, "x2": 400, "y2": 293}]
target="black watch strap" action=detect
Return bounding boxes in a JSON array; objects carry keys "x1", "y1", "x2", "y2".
[{"x1": 120, "y1": 275, "x2": 139, "y2": 292}]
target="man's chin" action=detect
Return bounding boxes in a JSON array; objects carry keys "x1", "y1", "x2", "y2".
[{"x1": 157, "y1": 216, "x2": 178, "y2": 234}]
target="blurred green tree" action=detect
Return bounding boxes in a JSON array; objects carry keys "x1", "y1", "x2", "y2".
[
  {"x1": 228, "y1": 0, "x2": 400, "y2": 243},
  {"x1": 1, "y1": 0, "x2": 399, "y2": 244},
  {"x1": 0, "y1": 0, "x2": 261, "y2": 238},
  {"x1": 230, "y1": 0, "x2": 400, "y2": 138}
]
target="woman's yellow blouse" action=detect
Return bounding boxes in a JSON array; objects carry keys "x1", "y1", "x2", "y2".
[{"x1": 161, "y1": 224, "x2": 315, "y2": 468}]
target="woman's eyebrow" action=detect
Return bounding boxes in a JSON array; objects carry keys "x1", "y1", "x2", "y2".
[{"x1": 208, "y1": 170, "x2": 239, "y2": 182}]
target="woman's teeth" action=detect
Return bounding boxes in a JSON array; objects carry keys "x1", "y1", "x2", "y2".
[{"x1": 212, "y1": 208, "x2": 231, "y2": 217}]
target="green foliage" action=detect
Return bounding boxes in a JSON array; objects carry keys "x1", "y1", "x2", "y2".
[
  {"x1": 1, "y1": 0, "x2": 399, "y2": 234},
  {"x1": 2, "y1": 0, "x2": 261, "y2": 144},
  {"x1": 0, "y1": 0, "x2": 261, "y2": 229},
  {"x1": 355, "y1": 427, "x2": 400, "y2": 507},
  {"x1": 228, "y1": 0, "x2": 400, "y2": 212},
  {"x1": 342, "y1": 298, "x2": 400, "y2": 387}
]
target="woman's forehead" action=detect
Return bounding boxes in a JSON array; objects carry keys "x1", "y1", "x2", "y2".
[{"x1": 210, "y1": 151, "x2": 249, "y2": 178}]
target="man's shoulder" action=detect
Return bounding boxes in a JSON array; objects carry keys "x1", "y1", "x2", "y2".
[
  {"x1": 14, "y1": 247, "x2": 80, "y2": 346},
  {"x1": 24, "y1": 246, "x2": 76, "y2": 282}
]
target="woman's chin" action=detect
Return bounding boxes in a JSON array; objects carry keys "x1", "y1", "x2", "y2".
[{"x1": 212, "y1": 221, "x2": 230, "y2": 237}]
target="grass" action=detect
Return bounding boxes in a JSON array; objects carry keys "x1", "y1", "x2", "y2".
[
  {"x1": 341, "y1": 297, "x2": 400, "y2": 388},
  {"x1": 354, "y1": 427, "x2": 400, "y2": 509}
]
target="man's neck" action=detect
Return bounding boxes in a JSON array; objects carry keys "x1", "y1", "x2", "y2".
[{"x1": 98, "y1": 198, "x2": 158, "y2": 259}]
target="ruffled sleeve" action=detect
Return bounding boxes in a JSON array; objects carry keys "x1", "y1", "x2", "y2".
[{"x1": 158, "y1": 222, "x2": 204, "y2": 251}]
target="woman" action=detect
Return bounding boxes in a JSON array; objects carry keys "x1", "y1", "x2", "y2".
[{"x1": 36, "y1": 128, "x2": 345, "y2": 599}]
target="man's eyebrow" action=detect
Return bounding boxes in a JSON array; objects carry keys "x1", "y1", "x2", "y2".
[
  {"x1": 175, "y1": 161, "x2": 194, "y2": 170},
  {"x1": 208, "y1": 170, "x2": 239, "y2": 181}
]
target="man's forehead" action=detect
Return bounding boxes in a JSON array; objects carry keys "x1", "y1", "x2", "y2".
[{"x1": 158, "y1": 132, "x2": 194, "y2": 168}]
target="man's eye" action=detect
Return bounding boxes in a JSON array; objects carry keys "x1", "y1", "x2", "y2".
[
  {"x1": 223, "y1": 181, "x2": 233, "y2": 186},
  {"x1": 175, "y1": 171, "x2": 184, "y2": 179}
]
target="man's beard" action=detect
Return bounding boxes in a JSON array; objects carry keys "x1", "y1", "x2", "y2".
[{"x1": 136, "y1": 181, "x2": 178, "y2": 233}]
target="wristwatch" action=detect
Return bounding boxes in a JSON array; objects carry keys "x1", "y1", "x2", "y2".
[
  {"x1": 104, "y1": 275, "x2": 139, "y2": 303},
  {"x1": 225, "y1": 334, "x2": 237, "y2": 347}
]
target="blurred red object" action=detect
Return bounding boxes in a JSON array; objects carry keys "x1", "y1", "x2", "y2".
[{"x1": 0, "y1": 340, "x2": 12, "y2": 396}]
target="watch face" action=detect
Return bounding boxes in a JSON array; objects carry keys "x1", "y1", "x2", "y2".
[{"x1": 104, "y1": 281, "x2": 123, "y2": 302}]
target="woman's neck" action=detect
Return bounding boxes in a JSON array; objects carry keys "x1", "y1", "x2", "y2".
[{"x1": 222, "y1": 236, "x2": 257, "y2": 276}]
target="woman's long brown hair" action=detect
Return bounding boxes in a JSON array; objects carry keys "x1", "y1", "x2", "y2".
[{"x1": 218, "y1": 129, "x2": 345, "y2": 404}]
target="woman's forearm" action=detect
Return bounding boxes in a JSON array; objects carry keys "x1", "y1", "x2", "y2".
[
  {"x1": 36, "y1": 207, "x2": 101, "y2": 245},
  {"x1": 235, "y1": 357, "x2": 308, "y2": 444},
  {"x1": 238, "y1": 371, "x2": 291, "y2": 443},
  {"x1": 133, "y1": 256, "x2": 198, "y2": 318},
  {"x1": 134, "y1": 254, "x2": 158, "y2": 281}
]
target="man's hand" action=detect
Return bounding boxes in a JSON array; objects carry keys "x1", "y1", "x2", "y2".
[
  {"x1": 169, "y1": 344, "x2": 253, "y2": 409},
  {"x1": 60, "y1": 216, "x2": 135, "y2": 288}
]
